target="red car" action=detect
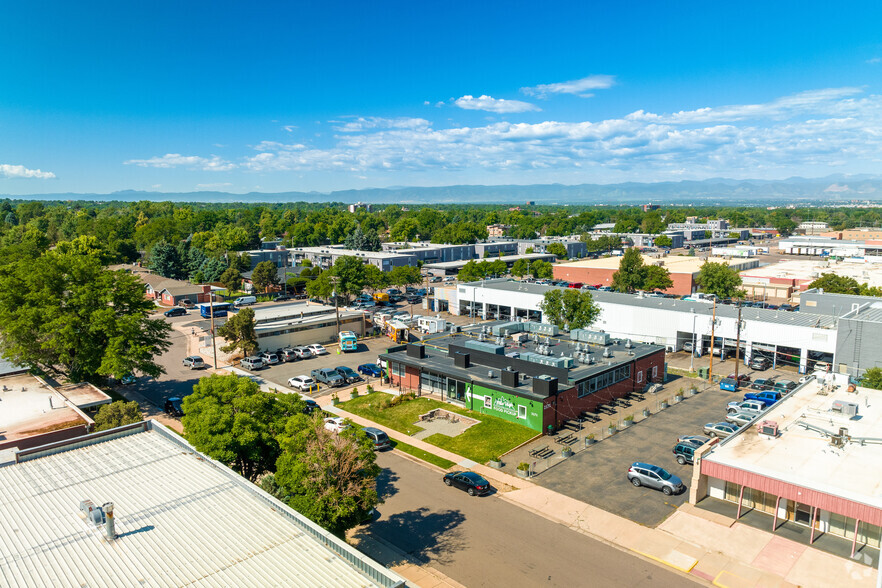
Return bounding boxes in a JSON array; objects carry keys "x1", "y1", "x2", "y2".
[
  {"x1": 727, "y1": 373, "x2": 751, "y2": 385},
  {"x1": 568, "y1": 282, "x2": 583, "y2": 289}
]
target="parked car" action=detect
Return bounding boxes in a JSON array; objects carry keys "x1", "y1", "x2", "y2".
[
  {"x1": 287, "y1": 375, "x2": 317, "y2": 392},
  {"x1": 626, "y1": 463, "x2": 684, "y2": 496},
  {"x1": 749, "y1": 357, "x2": 771, "y2": 371},
  {"x1": 704, "y1": 422, "x2": 739, "y2": 438},
  {"x1": 719, "y1": 378, "x2": 739, "y2": 392},
  {"x1": 743, "y1": 390, "x2": 783, "y2": 407},
  {"x1": 307, "y1": 344, "x2": 328, "y2": 356},
  {"x1": 179, "y1": 299, "x2": 195, "y2": 308},
  {"x1": 358, "y1": 363, "x2": 383, "y2": 377},
  {"x1": 234, "y1": 295, "x2": 257, "y2": 306},
  {"x1": 672, "y1": 442, "x2": 698, "y2": 465},
  {"x1": 727, "y1": 399, "x2": 766, "y2": 415},
  {"x1": 164, "y1": 307, "x2": 187, "y2": 317},
  {"x1": 182, "y1": 355, "x2": 205, "y2": 369},
  {"x1": 750, "y1": 378, "x2": 774, "y2": 391},
  {"x1": 406, "y1": 295, "x2": 422, "y2": 304},
  {"x1": 311, "y1": 368, "x2": 345, "y2": 387},
  {"x1": 279, "y1": 348, "x2": 299, "y2": 362},
  {"x1": 164, "y1": 397, "x2": 184, "y2": 417},
  {"x1": 726, "y1": 410, "x2": 757, "y2": 427},
  {"x1": 293, "y1": 346, "x2": 313, "y2": 359},
  {"x1": 773, "y1": 380, "x2": 797, "y2": 393},
  {"x1": 259, "y1": 351, "x2": 280, "y2": 365},
  {"x1": 362, "y1": 427, "x2": 391, "y2": 451},
  {"x1": 443, "y1": 471, "x2": 491, "y2": 496},
  {"x1": 335, "y1": 366, "x2": 362, "y2": 384},
  {"x1": 323, "y1": 417, "x2": 350, "y2": 433},
  {"x1": 302, "y1": 398, "x2": 319, "y2": 414},
  {"x1": 120, "y1": 373, "x2": 136, "y2": 385},
  {"x1": 240, "y1": 356, "x2": 265, "y2": 370},
  {"x1": 727, "y1": 373, "x2": 751, "y2": 384},
  {"x1": 273, "y1": 294, "x2": 292, "y2": 302},
  {"x1": 677, "y1": 435, "x2": 711, "y2": 447}
]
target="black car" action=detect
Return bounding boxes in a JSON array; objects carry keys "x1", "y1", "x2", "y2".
[
  {"x1": 302, "y1": 398, "x2": 319, "y2": 414},
  {"x1": 273, "y1": 294, "x2": 292, "y2": 302},
  {"x1": 164, "y1": 307, "x2": 187, "y2": 317},
  {"x1": 335, "y1": 366, "x2": 362, "y2": 384},
  {"x1": 443, "y1": 471, "x2": 491, "y2": 496},
  {"x1": 164, "y1": 397, "x2": 184, "y2": 417},
  {"x1": 406, "y1": 295, "x2": 422, "y2": 304}
]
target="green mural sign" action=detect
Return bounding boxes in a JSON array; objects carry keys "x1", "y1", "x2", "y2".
[{"x1": 470, "y1": 384, "x2": 543, "y2": 432}]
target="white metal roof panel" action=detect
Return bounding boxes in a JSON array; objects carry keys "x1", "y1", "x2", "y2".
[{"x1": 0, "y1": 426, "x2": 393, "y2": 587}]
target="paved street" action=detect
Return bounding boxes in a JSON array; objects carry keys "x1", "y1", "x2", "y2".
[{"x1": 358, "y1": 451, "x2": 699, "y2": 588}]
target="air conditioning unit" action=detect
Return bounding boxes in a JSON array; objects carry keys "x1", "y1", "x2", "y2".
[
  {"x1": 758, "y1": 420, "x2": 778, "y2": 437},
  {"x1": 831, "y1": 400, "x2": 859, "y2": 418}
]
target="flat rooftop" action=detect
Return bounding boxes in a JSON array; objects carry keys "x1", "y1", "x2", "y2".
[
  {"x1": 0, "y1": 374, "x2": 87, "y2": 445},
  {"x1": 291, "y1": 246, "x2": 405, "y2": 259},
  {"x1": 554, "y1": 254, "x2": 757, "y2": 274},
  {"x1": 56, "y1": 382, "x2": 112, "y2": 409},
  {"x1": 742, "y1": 258, "x2": 882, "y2": 288},
  {"x1": 252, "y1": 301, "x2": 340, "y2": 323},
  {"x1": 423, "y1": 253, "x2": 556, "y2": 270},
  {"x1": 704, "y1": 376, "x2": 882, "y2": 510},
  {"x1": 0, "y1": 423, "x2": 400, "y2": 587}
]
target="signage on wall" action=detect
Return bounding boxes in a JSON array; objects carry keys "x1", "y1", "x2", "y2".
[{"x1": 493, "y1": 396, "x2": 518, "y2": 417}]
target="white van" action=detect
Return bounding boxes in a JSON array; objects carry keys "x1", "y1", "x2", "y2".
[
  {"x1": 240, "y1": 356, "x2": 265, "y2": 370},
  {"x1": 234, "y1": 296, "x2": 257, "y2": 307}
]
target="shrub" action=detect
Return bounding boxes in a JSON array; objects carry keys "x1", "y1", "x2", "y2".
[
  {"x1": 517, "y1": 462, "x2": 530, "y2": 471},
  {"x1": 366, "y1": 384, "x2": 374, "y2": 394}
]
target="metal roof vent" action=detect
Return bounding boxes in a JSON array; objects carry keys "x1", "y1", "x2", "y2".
[
  {"x1": 487, "y1": 370, "x2": 495, "y2": 379},
  {"x1": 603, "y1": 348, "x2": 613, "y2": 358},
  {"x1": 79, "y1": 500, "x2": 116, "y2": 541},
  {"x1": 625, "y1": 339, "x2": 633, "y2": 349}
]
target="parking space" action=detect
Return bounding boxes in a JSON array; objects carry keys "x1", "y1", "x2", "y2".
[{"x1": 535, "y1": 385, "x2": 738, "y2": 527}]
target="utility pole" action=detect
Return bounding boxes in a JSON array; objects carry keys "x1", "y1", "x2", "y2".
[
  {"x1": 209, "y1": 291, "x2": 218, "y2": 369},
  {"x1": 690, "y1": 309, "x2": 697, "y2": 372},
  {"x1": 708, "y1": 298, "x2": 717, "y2": 383},
  {"x1": 734, "y1": 301, "x2": 742, "y2": 381},
  {"x1": 330, "y1": 276, "x2": 341, "y2": 336}
]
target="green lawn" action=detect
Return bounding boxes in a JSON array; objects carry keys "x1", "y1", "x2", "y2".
[
  {"x1": 390, "y1": 439, "x2": 455, "y2": 469},
  {"x1": 338, "y1": 393, "x2": 537, "y2": 464}
]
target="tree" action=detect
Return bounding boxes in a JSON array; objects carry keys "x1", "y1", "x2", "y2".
[
  {"x1": 641, "y1": 213, "x2": 665, "y2": 234},
  {"x1": 539, "y1": 289, "x2": 601, "y2": 330},
  {"x1": 696, "y1": 261, "x2": 744, "y2": 299},
  {"x1": 275, "y1": 416, "x2": 380, "y2": 535},
  {"x1": 545, "y1": 242, "x2": 568, "y2": 259},
  {"x1": 93, "y1": 400, "x2": 143, "y2": 431},
  {"x1": 457, "y1": 260, "x2": 486, "y2": 282},
  {"x1": 220, "y1": 267, "x2": 243, "y2": 292},
  {"x1": 511, "y1": 258, "x2": 529, "y2": 277},
  {"x1": 0, "y1": 251, "x2": 172, "y2": 381},
  {"x1": 860, "y1": 367, "x2": 882, "y2": 390},
  {"x1": 389, "y1": 217, "x2": 420, "y2": 242},
  {"x1": 388, "y1": 265, "x2": 421, "y2": 288},
  {"x1": 331, "y1": 256, "x2": 367, "y2": 302},
  {"x1": 230, "y1": 252, "x2": 252, "y2": 272},
  {"x1": 654, "y1": 235, "x2": 673, "y2": 248},
  {"x1": 643, "y1": 265, "x2": 674, "y2": 292},
  {"x1": 530, "y1": 260, "x2": 553, "y2": 279},
  {"x1": 611, "y1": 248, "x2": 646, "y2": 293},
  {"x1": 200, "y1": 256, "x2": 228, "y2": 283},
  {"x1": 182, "y1": 374, "x2": 304, "y2": 482},
  {"x1": 343, "y1": 226, "x2": 381, "y2": 252},
  {"x1": 218, "y1": 307, "x2": 259, "y2": 356},
  {"x1": 251, "y1": 261, "x2": 280, "y2": 293},
  {"x1": 363, "y1": 265, "x2": 389, "y2": 293},
  {"x1": 807, "y1": 273, "x2": 861, "y2": 295},
  {"x1": 149, "y1": 241, "x2": 186, "y2": 279}
]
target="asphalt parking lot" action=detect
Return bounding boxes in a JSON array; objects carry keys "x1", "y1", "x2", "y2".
[{"x1": 535, "y1": 382, "x2": 740, "y2": 528}]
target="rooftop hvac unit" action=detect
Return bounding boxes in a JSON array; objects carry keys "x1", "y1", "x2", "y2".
[
  {"x1": 625, "y1": 339, "x2": 633, "y2": 349},
  {"x1": 602, "y1": 348, "x2": 612, "y2": 358},
  {"x1": 758, "y1": 420, "x2": 778, "y2": 437},
  {"x1": 487, "y1": 370, "x2": 495, "y2": 379},
  {"x1": 830, "y1": 434, "x2": 845, "y2": 448},
  {"x1": 831, "y1": 400, "x2": 859, "y2": 418}
]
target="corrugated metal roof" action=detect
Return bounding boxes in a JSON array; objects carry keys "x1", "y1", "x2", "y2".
[{"x1": 0, "y1": 425, "x2": 396, "y2": 587}]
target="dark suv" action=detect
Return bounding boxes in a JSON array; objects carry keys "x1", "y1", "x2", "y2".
[
  {"x1": 164, "y1": 397, "x2": 184, "y2": 417},
  {"x1": 750, "y1": 357, "x2": 771, "y2": 371},
  {"x1": 672, "y1": 442, "x2": 698, "y2": 465}
]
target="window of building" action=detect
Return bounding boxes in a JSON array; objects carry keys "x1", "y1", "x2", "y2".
[
  {"x1": 391, "y1": 363, "x2": 405, "y2": 378},
  {"x1": 484, "y1": 395, "x2": 492, "y2": 409},
  {"x1": 636, "y1": 371, "x2": 643, "y2": 383},
  {"x1": 651, "y1": 366, "x2": 658, "y2": 379},
  {"x1": 577, "y1": 364, "x2": 632, "y2": 398},
  {"x1": 518, "y1": 405, "x2": 527, "y2": 419}
]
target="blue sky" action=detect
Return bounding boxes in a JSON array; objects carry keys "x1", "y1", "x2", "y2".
[{"x1": 2, "y1": 1, "x2": 882, "y2": 195}]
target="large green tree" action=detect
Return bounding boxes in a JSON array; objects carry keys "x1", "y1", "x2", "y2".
[
  {"x1": 182, "y1": 374, "x2": 304, "y2": 481},
  {"x1": 274, "y1": 416, "x2": 380, "y2": 536},
  {"x1": 860, "y1": 367, "x2": 882, "y2": 390},
  {"x1": 93, "y1": 400, "x2": 143, "y2": 431},
  {"x1": 545, "y1": 242, "x2": 568, "y2": 259},
  {"x1": 611, "y1": 248, "x2": 646, "y2": 293},
  {"x1": 530, "y1": 260, "x2": 553, "y2": 279},
  {"x1": 654, "y1": 235, "x2": 673, "y2": 248},
  {"x1": 388, "y1": 265, "x2": 422, "y2": 288},
  {"x1": 218, "y1": 307, "x2": 259, "y2": 356},
  {"x1": 511, "y1": 258, "x2": 529, "y2": 277},
  {"x1": 696, "y1": 261, "x2": 744, "y2": 299},
  {"x1": 0, "y1": 251, "x2": 172, "y2": 381},
  {"x1": 539, "y1": 289, "x2": 601, "y2": 330},
  {"x1": 219, "y1": 267, "x2": 243, "y2": 291},
  {"x1": 251, "y1": 260, "x2": 280, "y2": 293},
  {"x1": 807, "y1": 273, "x2": 861, "y2": 295},
  {"x1": 148, "y1": 241, "x2": 187, "y2": 279}
]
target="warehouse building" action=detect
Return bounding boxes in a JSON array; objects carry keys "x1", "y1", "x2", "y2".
[
  {"x1": 382, "y1": 327, "x2": 665, "y2": 432},
  {"x1": 694, "y1": 373, "x2": 881, "y2": 562},
  {"x1": 249, "y1": 302, "x2": 366, "y2": 349},
  {"x1": 290, "y1": 246, "x2": 416, "y2": 271},
  {"x1": 740, "y1": 258, "x2": 882, "y2": 303},
  {"x1": 0, "y1": 421, "x2": 405, "y2": 587},
  {"x1": 423, "y1": 252, "x2": 557, "y2": 276},
  {"x1": 552, "y1": 255, "x2": 759, "y2": 296}
]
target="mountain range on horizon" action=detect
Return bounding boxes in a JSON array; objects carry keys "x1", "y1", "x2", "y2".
[{"x1": 3, "y1": 174, "x2": 882, "y2": 205}]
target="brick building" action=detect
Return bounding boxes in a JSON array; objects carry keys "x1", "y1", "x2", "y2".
[{"x1": 381, "y1": 326, "x2": 665, "y2": 433}]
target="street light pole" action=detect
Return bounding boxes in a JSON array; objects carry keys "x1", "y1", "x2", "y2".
[
  {"x1": 708, "y1": 299, "x2": 718, "y2": 382},
  {"x1": 208, "y1": 290, "x2": 218, "y2": 369},
  {"x1": 690, "y1": 309, "x2": 697, "y2": 372},
  {"x1": 734, "y1": 301, "x2": 743, "y2": 381},
  {"x1": 330, "y1": 276, "x2": 341, "y2": 336}
]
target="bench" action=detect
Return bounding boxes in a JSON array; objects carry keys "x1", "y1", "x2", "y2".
[
  {"x1": 555, "y1": 433, "x2": 576, "y2": 446},
  {"x1": 529, "y1": 445, "x2": 553, "y2": 458}
]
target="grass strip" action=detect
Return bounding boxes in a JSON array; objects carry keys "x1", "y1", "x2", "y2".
[{"x1": 390, "y1": 439, "x2": 455, "y2": 469}]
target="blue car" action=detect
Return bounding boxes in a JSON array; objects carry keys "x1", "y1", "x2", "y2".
[{"x1": 358, "y1": 363, "x2": 383, "y2": 377}]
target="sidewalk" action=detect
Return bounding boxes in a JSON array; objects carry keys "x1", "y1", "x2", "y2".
[{"x1": 328, "y1": 388, "x2": 879, "y2": 588}]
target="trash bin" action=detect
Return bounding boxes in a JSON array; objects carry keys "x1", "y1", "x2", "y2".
[{"x1": 698, "y1": 367, "x2": 709, "y2": 379}]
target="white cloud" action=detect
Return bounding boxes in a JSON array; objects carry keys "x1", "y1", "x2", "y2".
[
  {"x1": 124, "y1": 153, "x2": 235, "y2": 171},
  {"x1": 521, "y1": 74, "x2": 616, "y2": 98},
  {"x1": 238, "y1": 87, "x2": 882, "y2": 180},
  {"x1": 867, "y1": 57, "x2": 881, "y2": 64},
  {"x1": 332, "y1": 117, "x2": 431, "y2": 132},
  {"x1": 453, "y1": 95, "x2": 540, "y2": 113},
  {"x1": 0, "y1": 164, "x2": 56, "y2": 179},
  {"x1": 282, "y1": 125, "x2": 298, "y2": 132},
  {"x1": 195, "y1": 182, "x2": 233, "y2": 190}
]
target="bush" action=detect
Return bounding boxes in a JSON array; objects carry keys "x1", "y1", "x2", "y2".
[
  {"x1": 351, "y1": 387, "x2": 359, "y2": 398},
  {"x1": 366, "y1": 384, "x2": 374, "y2": 394},
  {"x1": 517, "y1": 462, "x2": 530, "y2": 471}
]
